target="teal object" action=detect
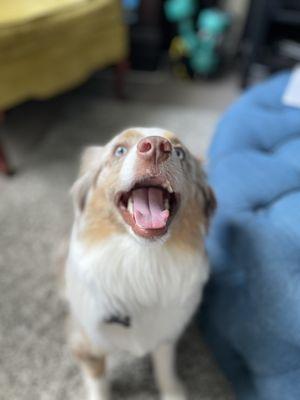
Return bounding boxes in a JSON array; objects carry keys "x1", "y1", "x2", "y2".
[
  {"x1": 194, "y1": 8, "x2": 230, "y2": 74},
  {"x1": 164, "y1": 0, "x2": 195, "y2": 22},
  {"x1": 190, "y1": 46, "x2": 218, "y2": 74},
  {"x1": 178, "y1": 20, "x2": 199, "y2": 52},
  {"x1": 165, "y1": 2, "x2": 231, "y2": 76},
  {"x1": 197, "y1": 8, "x2": 230, "y2": 35}
]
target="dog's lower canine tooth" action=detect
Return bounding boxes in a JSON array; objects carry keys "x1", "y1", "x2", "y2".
[
  {"x1": 164, "y1": 198, "x2": 170, "y2": 210},
  {"x1": 165, "y1": 181, "x2": 173, "y2": 193},
  {"x1": 127, "y1": 197, "x2": 133, "y2": 213}
]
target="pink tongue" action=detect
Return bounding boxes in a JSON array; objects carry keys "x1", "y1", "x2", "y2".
[{"x1": 132, "y1": 188, "x2": 169, "y2": 229}]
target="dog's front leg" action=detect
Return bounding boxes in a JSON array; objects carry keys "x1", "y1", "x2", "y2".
[
  {"x1": 80, "y1": 354, "x2": 109, "y2": 400},
  {"x1": 69, "y1": 325, "x2": 109, "y2": 400},
  {"x1": 152, "y1": 341, "x2": 187, "y2": 400}
]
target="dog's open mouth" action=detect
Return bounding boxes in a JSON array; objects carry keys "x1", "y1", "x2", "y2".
[{"x1": 116, "y1": 178, "x2": 179, "y2": 238}]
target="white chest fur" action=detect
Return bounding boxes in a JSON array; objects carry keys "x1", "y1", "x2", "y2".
[{"x1": 66, "y1": 234, "x2": 209, "y2": 356}]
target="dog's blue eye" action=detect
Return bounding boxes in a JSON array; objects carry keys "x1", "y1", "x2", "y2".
[
  {"x1": 114, "y1": 146, "x2": 127, "y2": 157},
  {"x1": 175, "y1": 147, "x2": 185, "y2": 160}
]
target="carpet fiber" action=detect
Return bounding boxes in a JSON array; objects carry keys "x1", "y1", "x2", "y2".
[{"x1": 0, "y1": 89, "x2": 234, "y2": 400}]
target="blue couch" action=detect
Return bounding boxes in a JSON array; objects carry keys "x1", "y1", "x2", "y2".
[{"x1": 202, "y1": 72, "x2": 300, "y2": 400}]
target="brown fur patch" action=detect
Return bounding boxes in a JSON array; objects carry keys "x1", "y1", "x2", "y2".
[
  {"x1": 68, "y1": 318, "x2": 106, "y2": 378},
  {"x1": 166, "y1": 195, "x2": 206, "y2": 254},
  {"x1": 119, "y1": 129, "x2": 143, "y2": 142},
  {"x1": 80, "y1": 185, "x2": 123, "y2": 246},
  {"x1": 76, "y1": 350, "x2": 106, "y2": 378},
  {"x1": 162, "y1": 131, "x2": 176, "y2": 140},
  {"x1": 162, "y1": 131, "x2": 183, "y2": 147},
  {"x1": 73, "y1": 342, "x2": 106, "y2": 378}
]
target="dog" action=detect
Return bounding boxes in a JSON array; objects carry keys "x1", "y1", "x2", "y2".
[{"x1": 64, "y1": 127, "x2": 216, "y2": 400}]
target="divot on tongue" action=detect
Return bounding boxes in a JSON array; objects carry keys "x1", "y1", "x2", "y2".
[{"x1": 132, "y1": 187, "x2": 169, "y2": 229}]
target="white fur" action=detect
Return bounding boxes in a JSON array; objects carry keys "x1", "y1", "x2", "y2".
[
  {"x1": 152, "y1": 342, "x2": 186, "y2": 400},
  {"x1": 66, "y1": 232, "x2": 208, "y2": 357},
  {"x1": 83, "y1": 370, "x2": 109, "y2": 400},
  {"x1": 120, "y1": 143, "x2": 138, "y2": 189}
]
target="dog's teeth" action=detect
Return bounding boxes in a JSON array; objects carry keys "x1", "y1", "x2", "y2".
[
  {"x1": 127, "y1": 197, "x2": 133, "y2": 214},
  {"x1": 163, "y1": 181, "x2": 174, "y2": 193},
  {"x1": 166, "y1": 183, "x2": 173, "y2": 193},
  {"x1": 164, "y1": 198, "x2": 170, "y2": 210}
]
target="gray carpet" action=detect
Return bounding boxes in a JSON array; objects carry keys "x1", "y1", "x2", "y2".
[{"x1": 0, "y1": 86, "x2": 234, "y2": 400}]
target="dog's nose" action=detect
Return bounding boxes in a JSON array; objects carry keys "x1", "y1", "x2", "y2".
[{"x1": 137, "y1": 136, "x2": 172, "y2": 163}]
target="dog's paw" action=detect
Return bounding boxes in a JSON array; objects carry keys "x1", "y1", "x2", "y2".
[
  {"x1": 160, "y1": 381, "x2": 187, "y2": 400},
  {"x1": 86, "y1": 378, "x2": 110, "y2": 400},
  {"x1": 88, "y1": 390, "x2": 110, "y2": 400}
]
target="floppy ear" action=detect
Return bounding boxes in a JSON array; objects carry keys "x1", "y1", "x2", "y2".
[
  {"x1": 71, "y1": 146, "x2": 104, "y2": 215},
  {"x1": 79, "y1": 146, "x2": 104, "y2": 176},
  {"x1": 202, "y1": 184, "x2": 217, "y2": 220},
  {"x1": 194, "y1": 156, "x2": 217, "y2": 221}
]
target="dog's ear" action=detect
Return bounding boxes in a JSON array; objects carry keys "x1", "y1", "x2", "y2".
[
  {"x1": 71, "y1": 146, "x2": 104, "y2": 215},
  {"x1": 202, "y1": 184, "x2": 217, "y2": 220},
  {"x1": 194, "y1": 156, "x2": 217, "y2": 221},
  {"x1": 79, "y1": 146, "x2": 104, "y2": 176}
]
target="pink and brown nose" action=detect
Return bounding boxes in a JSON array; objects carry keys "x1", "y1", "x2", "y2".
[{"x1": 137, "y1": 136, "x2": 172, "y2": 163}]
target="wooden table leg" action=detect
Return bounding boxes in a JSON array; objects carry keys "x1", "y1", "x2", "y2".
[
  {"x1": 114, "y1": 59, "x2": 129, "y2": 99},
  {"x1": 0, "y1": 111, "x2": 14, "y2": 176},
  {"x1": 0, "y1": 143, "x2": 11, "y2": 175}
]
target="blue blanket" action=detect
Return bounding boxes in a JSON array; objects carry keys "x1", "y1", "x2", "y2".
[{"x1": 202, "y1": 72, "x2": 300, "y2": 400}]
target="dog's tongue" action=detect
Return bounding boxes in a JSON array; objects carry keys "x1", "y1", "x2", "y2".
[{"x1": 132, "y1": 188, "x2": 169, "y2": 229}]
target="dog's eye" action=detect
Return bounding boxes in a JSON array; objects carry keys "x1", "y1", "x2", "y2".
[
  {"x1": 114, "y1": 146, "x2": 127, "y2": 157},
  {"x1": 175, "y1": 147, "x2": 185, "y2": 160}
]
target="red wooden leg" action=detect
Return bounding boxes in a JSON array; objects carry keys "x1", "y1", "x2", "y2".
[
  {"x1": 0, "y1": 111, "x2": 14, "y2": 176},
  {"x1": 114, "y1": 59, "x2": 129, "y2": 99}
]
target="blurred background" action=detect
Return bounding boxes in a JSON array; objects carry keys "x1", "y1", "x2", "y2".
[
  {"x1": 2, "y1": 0, "x2": 300, "y2": 173},
  {"x1": 1, "y1": 0, "x2": 300, "y2": 399}
]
